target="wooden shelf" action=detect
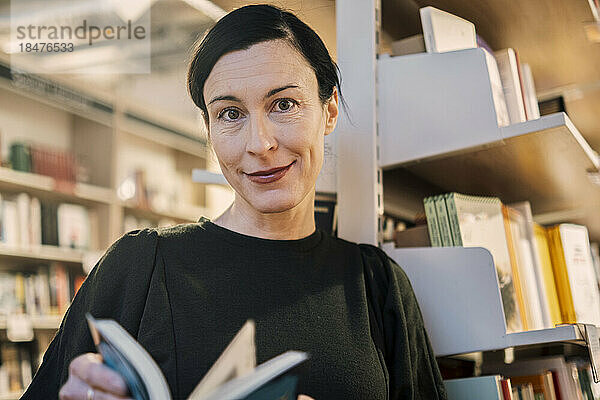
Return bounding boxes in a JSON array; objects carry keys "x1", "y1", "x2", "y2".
[
  {"x1": 0, "y1": 167, "x2": 114, "y2": 206},
  {"x1": 0, "y1": 243, "x2": 85, "y2": 264},
  {"x1": 0, "y1": 314, "x2": 62, "y2": 330}
]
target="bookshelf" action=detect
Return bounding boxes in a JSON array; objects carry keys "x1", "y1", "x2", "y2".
[
  {"x1": 335, "y1": 0, "x2": 600, "y2": 390},
  {"x1": 0, "y1": 58, "x2": 224, "y2": 395}
]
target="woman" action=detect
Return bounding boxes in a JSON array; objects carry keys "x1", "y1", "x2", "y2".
[{"x1": 22, "y1": 4, "x2": 447, "y2": 400}]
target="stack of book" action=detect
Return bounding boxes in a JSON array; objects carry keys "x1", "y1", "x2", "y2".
[
  {"x1": 0, "y1": 263, "x2": 85, "y2": 317},
  {"x1": 390, "y1": 6, "x2": 541, "y2": 125},
  {"x1": 445, "y1": 361, "x2": 600, "y2": 399},
  {"x1": 396, "y1": 192, "x2": 600, "y2": 333},
  {"x1": 479, "y1": 356, "x2": 600, "y2": 399},
  {"x1": 9, "y1": 142, "x2": 79, "y2": 183},
  {"x1": 0, "y1": 192, "x2": 95, "y2": 250},
  {"x1": 0, "y1": 341, "x2": 33, "y2": 396}
]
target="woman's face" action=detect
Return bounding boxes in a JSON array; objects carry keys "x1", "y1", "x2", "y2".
[{"x1": 203, "y1": 39, "x2": 338, "y2": 214}]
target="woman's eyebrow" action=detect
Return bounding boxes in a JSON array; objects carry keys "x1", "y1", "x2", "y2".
[
  {"x1": 207, "y1": 95, "x2": 241, "y2": 106},
  {"x1": 207, "y1": 85, "x2": 300, "y2": 106},
  {"x1": 263, "y1": 85, "x2": 299, "y2": 100}
]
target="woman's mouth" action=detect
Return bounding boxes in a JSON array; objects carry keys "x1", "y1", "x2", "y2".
[{"x1": 245, "y1": 161, "x2": 296, "y2": 184}]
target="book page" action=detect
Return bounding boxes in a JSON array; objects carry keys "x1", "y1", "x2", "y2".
[{"x1": 188, "y1": 320, "x2": 256, "y2": 400}]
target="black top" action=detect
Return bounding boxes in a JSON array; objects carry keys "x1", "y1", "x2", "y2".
[{"x1": 22, "y1": 218, "x2": 447, "y2": 400}]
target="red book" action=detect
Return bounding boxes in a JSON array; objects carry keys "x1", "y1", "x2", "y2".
[
  {"x1": 501, "y1": 378, "x2": 513, "y2": 400},
  {"x1": 550, "y1": 370, "x2": 562, "y2": 400}
]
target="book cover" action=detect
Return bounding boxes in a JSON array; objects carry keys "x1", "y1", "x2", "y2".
[
  {"x1": 2, "y1": 199, "x2": 20, "y2": 247},
  {"x1": 434, "y1": 195, "x2": 454, "y2": 246},
  {"x1": 445, "y1": 193, "x2": 523, "y2": 332},
  {"x1": 444, "y1": 193, "x2": 463, "y2": 246},
  {"x1": 494, "y1": 48, "x2": 527, "y2": 124},
  {"x1": 547, "y1": 224, "x2": 600, "y2": 325},
  {"x1": 501, "y1": 205, "x2": 529, "y2": 331},
  {"x1": 419, "y1": 6, "x2": 477, "y2": 54},
  {"x1": 510, "y1": 201, "x2": 555, "y2": 329},
  {"x1": 57, "y1": 203, "x2": 90, "y2": 250},
  {"x1": 504, "y1": 206, "x2": 544, "y2": 331},
  {"x1": 9, "y1": 143, "x2": 31, "y2": 173},
  {"x1": 532, "y1": 223, "x2": 562, "y2": 327},
  {"x1": 423, "y1": 196, "x2": 442, "y2": 247},
  {"x1": 16, "y1": 193, "x2": 31, "y2": 247},
  {"x1": 501, "y1": 378, "x2": 513, "y2": 400},
  {"x1": 521, "y1": 63, "x2": 540, "y2": 120},
  {"x1": 444, "y1": 375, "x2": 504, "y2": 400},
  {"x1": 482, "y1": 48, "x2": 510, "y2": 127}
]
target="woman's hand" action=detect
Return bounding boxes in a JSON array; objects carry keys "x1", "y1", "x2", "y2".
[
  {"x1": 59, "y1": 353, "x2": 313, "y2": 400},
  {"x1": 59, "y1": 353, "x2": 131, "y2": 400}
]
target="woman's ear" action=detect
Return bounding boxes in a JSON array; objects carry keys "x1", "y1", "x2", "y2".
[{"x1": 324, "y1": 87, "x2": 339, "y2": 136}]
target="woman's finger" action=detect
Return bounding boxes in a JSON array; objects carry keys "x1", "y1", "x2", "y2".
[
  {"x1": 298, "y1": 395, "x2": 315, "y2": 400},
  {"x1": 59, "y1": 375, "x2": 132, "y2": 400},
  {"x1": 69, "y1": 353, "x2": 129, "y2": 396}
]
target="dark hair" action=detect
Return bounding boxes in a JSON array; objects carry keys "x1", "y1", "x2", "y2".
[{"x1": 187, "y1": 4, "x2": 344, "y2": 123}]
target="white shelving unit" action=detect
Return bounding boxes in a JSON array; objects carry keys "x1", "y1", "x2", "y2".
[
  {"x1": 335, "y1": 0, "x2": 600, "y2": 367},
  {"x1": 382, "y1": 245, "x2": 591, "y2": 357}
]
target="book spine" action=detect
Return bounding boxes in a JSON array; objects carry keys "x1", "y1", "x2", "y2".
[
  {"x1": 423, "y1": 197, "x2": 442, "y2": 247},
  {"x1": 444, "y1": 193, "x2": 463, "y2": 246},
  {"x1": 546, "y1": 226, "x2": 575, "y2": 324},
  {"x1": 502, "y1": 204, "x2": 529, "y2": 331},
  {"x1": 434, "y1": 195, "x2": 454, "y2": 246}
]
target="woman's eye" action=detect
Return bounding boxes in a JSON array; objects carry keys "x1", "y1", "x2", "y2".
[
  {"x1": 274, "y1": 99, "x2": 296, "y2": 112},
  {"x1": 218, "y1": 108, "x2": 241, "y2": 121}
]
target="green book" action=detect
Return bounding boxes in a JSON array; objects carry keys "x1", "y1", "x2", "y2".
[
  {"x1": 434, "y1": 195, "x2": 453, "y2": 246},
  {"x1": 423, "y1": 196, "x2": 442, "y2": 247},
  {"x1": 9, "y1": 143, "x2": 31, "y2": 173},
  {"x1": 444, "y1": 193, "x2": 463, "y2": 246}
]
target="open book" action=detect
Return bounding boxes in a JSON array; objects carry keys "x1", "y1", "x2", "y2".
[{"x1": 85, "y1": 314, "x2": 309, "y2": 400}]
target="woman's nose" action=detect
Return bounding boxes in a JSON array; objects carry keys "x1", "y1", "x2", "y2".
[{"x1": 245, "y1": 114, "x2": 278, "y2": 156}]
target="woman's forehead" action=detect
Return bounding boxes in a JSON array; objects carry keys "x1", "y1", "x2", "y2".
[{"x1": 204, "y1": 40, "x2": 317, "y2": 101}]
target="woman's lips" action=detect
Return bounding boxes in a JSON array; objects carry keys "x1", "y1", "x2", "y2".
[{"x1": 245, "y1": 161, "x2": 295, "y2": 184}]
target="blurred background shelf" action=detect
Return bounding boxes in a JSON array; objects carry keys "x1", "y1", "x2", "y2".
[
  {"x1": 0, "y1": 243, "x2": 84, "y2": 265},
  {"x1": 0, "y1": 167, "x2": 114, "y2": 206},
  {"x1": 0, "y1": 315, "x2": 62, "y2": 331}
]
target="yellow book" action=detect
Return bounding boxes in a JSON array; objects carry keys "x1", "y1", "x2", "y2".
[
  {"x1": 547, "y1": 224, "x2": 600, "y2": 325},
  {"x1": 533, "y1": 223, "x2": 562, "y2": 326},
  {"x1": 502, "y1": 205, "x2": 529, "y2": 331}
]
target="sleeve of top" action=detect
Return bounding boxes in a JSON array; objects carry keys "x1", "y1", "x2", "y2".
[
  {"x1": 21, "y1": 228, "x2": 159, "y2": 399},
  {"x1": 360, "y1": 244, "x2": 448, "y2": 400}
]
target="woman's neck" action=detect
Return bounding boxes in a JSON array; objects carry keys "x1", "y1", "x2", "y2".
[{"x1": 213, "y1": 191, "x2": 316, "y2": 240}]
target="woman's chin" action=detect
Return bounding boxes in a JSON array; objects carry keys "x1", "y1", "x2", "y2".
[{"x1": 249, "y1": 194, "x2": 300, "y2": 214}]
